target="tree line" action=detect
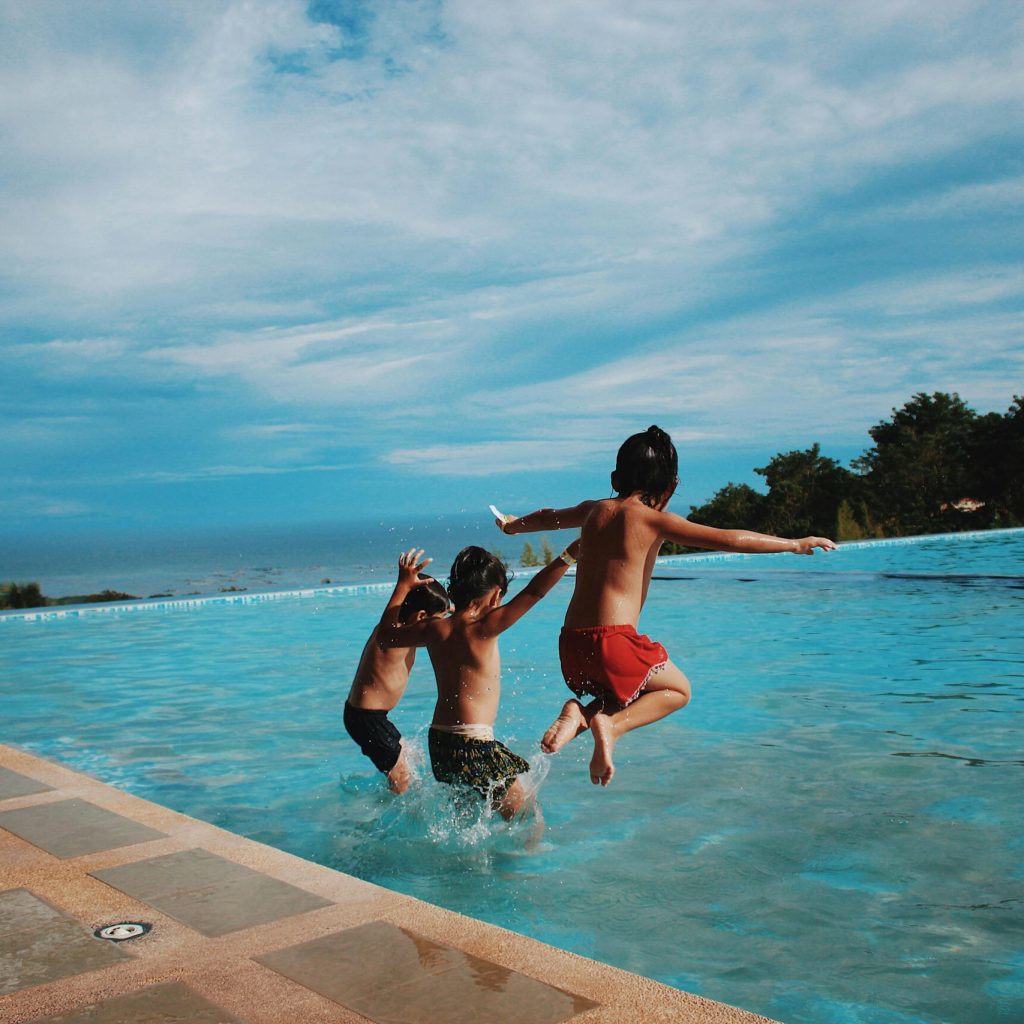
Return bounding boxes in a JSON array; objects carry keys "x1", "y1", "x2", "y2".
[
  {"x1": 664, "y1": 391, "x2": 1023, "y2": 552},
  {"x1": 509, "y1": 391, "x2": 1022, "y2": 565},
  {"x1": 5, "y1": 392, "x2": 1020, "y2": 607}
]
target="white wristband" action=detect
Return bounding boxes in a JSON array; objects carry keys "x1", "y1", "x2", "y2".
[{"x1": 559, "y1": 548, "x2": 576, "y2": 566}]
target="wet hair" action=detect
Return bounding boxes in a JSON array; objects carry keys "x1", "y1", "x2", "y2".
[
  {"x1": 614, "y1": 425, "x2": 678, "y2": 507},
  {"x1": 446, "y1": 546, "x2": 511, "y2": 610},
  {"x1": 398, "y1": 576, "x2": 449, "y2": 622}
]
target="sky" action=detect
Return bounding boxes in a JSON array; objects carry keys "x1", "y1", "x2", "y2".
[{"x1": 2, "y1": 0, "x2": 1022, "y2": 537}]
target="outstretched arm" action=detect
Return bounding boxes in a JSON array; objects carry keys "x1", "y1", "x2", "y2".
[
  {"x1": 484, "y1": 538, "x2": 580, "y2": 634},
  {"x1": 496, "y1": 502, "x2": 596, "y2": 536},
  {"x1": 657, "y1": 513, "x2": 837, "y2": 555}
]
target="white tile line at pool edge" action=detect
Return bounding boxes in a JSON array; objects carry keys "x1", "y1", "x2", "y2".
[{"x1": 2, "y1": 527, "x2": 1021, "y2": 623}]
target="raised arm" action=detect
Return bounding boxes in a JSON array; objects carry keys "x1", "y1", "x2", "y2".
[
  {"x1": 657, "y1": 513, "x2": 837, "y2": 555},
  {"x1": 377, "y1": 548, "x2": 437, "y2": 649},
  {"x1": 496, "y1": 502, "x2": 596, "y2": 536},
  {"x1": 483, "y1": 538, "x2": 580, "y2": 634}
]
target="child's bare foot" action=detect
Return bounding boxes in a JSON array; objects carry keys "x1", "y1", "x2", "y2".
[
  {"x1": 541, "y1": 699, "x2": 588, "y2": 753},
  {"x1": 589, "y1": 712, "x2": 616, "y2": 786}
]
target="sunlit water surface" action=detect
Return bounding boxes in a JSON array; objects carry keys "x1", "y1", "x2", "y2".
[{"x1": 2, "y1": 531, "x2": 1022, "y2": 1024}]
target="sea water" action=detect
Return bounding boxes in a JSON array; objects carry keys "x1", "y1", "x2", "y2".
[
  {"x1": 0, "y1": 512, "x2": 503, "y2": 599},
  {"x1": 2, "y1": 530, "x2": 1022, "y2": 1024}
]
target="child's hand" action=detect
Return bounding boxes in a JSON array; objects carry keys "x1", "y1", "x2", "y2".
[
  {"x1": 793, "y1": 537, "x2": 837, "y2": 555},
  {"x1": 495, "y1": 515, "x2": 518, "y2": 535},
  {"x1": 397, "y1": 548, "x2": 432, "y2": 585},
  {"x1": 490, "y1": 504, "x2": 517, "y2": 534}
]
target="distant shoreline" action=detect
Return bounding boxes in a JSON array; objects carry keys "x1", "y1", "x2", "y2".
[{"x1": 4, "y1": 526, "x2": 1022, "y2": 621}]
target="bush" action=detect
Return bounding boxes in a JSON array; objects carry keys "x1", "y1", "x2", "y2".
[{"x1": 1, "y1": 581, "x2": 45, "y2": 610}]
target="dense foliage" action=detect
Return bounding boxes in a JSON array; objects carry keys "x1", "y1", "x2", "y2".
[
  {"x1": 666, "y1": 392, "x2": 1023, "y2": 551},
  {"x1": 0, "y1": 584, "x2": 136, "y2": 611}
]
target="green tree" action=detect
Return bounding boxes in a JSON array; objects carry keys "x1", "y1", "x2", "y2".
[
  {"x1": 1, "y1": 582, "x2": 45, "y2": 610},
  {"x1": 756, "y1": 444, "x2": 857, "y2": 538},
  {"x1": 835, "y1": 499, "x2": 883, "y2": 541},
  {"x1": 520, "y1": 542, "x2": 540, "y2": 567},
  {"x1": 663, "y1": 482, "x2": 768, "y2": 553},
  {"x1": 689, "y1": 482, "x2": 768, "y2": 530},
  {"x1": 540, "y1": 537, "x2": 554, "y2": 563},
  {"x1": 1003, "y1": 396, "x2": 1024, "y2": 522},
  {"x1": 853, "y1": 392, "x2": 979, "y2": 535},
  {"x1": 963, "y1": 395, "x2": 1024, "y2": 526}
]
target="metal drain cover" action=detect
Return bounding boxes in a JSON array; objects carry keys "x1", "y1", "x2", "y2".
[{"x1": 95, "y1": 921, "x2": 151, "y2": 942}]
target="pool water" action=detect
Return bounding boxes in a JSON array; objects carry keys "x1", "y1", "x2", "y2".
[{"x1": 3, "y1": 530, "x2": 1023, "y2": 1024}]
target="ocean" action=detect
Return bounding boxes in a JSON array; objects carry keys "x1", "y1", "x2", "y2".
[{"x1": 0, "y1": 512, "x2": 511, "y2": 601}]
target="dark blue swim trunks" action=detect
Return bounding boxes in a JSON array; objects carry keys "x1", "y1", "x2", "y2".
[{"x1": 344, "y1": 701, "x2": 402, "y2": 774}]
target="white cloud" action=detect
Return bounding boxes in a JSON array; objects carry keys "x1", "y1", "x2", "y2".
[
  {"x1": 0, "y1": 494, "x2": 92, "y2": 518},
  {"x1": 839, "y1": 265, "x2": 1024, "y2": 314},
  {"x1": 384, "y1": 440, "x2": 608, "y2": 477},
  {"x1": 134, "y1": 462, "x2": 355, "y2": 483},
  {"x1": 145, "y1": 311, "x2": 474, "y2": 406}
]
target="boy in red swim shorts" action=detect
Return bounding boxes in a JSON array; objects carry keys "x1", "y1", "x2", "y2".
[{"x1": 495, "y1": 425, "x2": 836, "y2": 787}]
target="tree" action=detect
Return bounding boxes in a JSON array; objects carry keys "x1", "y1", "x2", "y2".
[
  {"x1": 756, "y1": 444, "x2": 857, "y2": 538},
  {"x1": 963, "y1": 395, "x2": 1024, "y2": 526},
  {"x1": 520, "y1": 542, "x2": 540, "y2": 567},
  {"x1": 853, "y1": 392, "x2": 979, "y2": 534},
  {"x1": 540, "y1": 537, "x2": 554, "y2": 563},
  {"x1": 1003, "y1": 396, "x2": 1024, "y2": 522},
  {"x1": 1, "y1": 582, "x2": 44, "y2": 610},
  {"x1": 689, "y1": 482, "x2": 768, "y2": 531},
  {"x1": 663, "y1": 482, "x2": 768, "y2": 553},
  {"x1": 649, "y1": 391, "x2": 1020, "y2": 551}
]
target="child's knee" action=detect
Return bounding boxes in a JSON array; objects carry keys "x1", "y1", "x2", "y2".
[
  {"x1": 497, "y1": 779, "x2": 526, "y2": 820},
  {"x1": 676, "y1": 677, "x2": 691, "y2": 706},
  {"x1": 658, "y1": 663, "x2": 691, "y2": 705}
]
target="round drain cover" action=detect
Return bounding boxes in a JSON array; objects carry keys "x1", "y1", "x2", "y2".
[{"x1": 95, "y1": 922, "x2": 151, "y2": 942}]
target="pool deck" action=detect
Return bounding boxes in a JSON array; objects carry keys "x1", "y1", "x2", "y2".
[{"x1": 1, "y1": 744, "x2": 777, "y2": 1024}]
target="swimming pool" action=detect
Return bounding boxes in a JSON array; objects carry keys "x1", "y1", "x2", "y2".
[{"x1": 3, "y1": 530, "x2": 1022, "y2": 1024}]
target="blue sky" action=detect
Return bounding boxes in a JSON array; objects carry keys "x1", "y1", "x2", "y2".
[{"x1": 2, "y1": 0, "x2": 1022, "y2": 535}]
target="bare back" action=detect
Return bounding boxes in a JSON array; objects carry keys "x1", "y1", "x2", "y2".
[
  {"x1": 424, "y1": 614, "x2": 502, "y2": 728},
  {"x1": 565, "y1": 497, "x2": 663, "y2": 628},
  {"x1": 346, "y1": 626, "x2": 417, "y2": 711}
]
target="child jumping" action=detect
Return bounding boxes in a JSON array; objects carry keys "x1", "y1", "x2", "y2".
[
  {"x1": 495, "y1": 424, "x2": 836, "y2": 787},
  {"x1": 344, "y1": 573, "x2": 450, "y2": 793},
  {"x1": 378, "y1": 541, "x2": 580, "y2": 820}
]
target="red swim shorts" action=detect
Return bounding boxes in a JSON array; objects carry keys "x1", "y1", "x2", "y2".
[{"x1": 558, "y1": 625, "x2": 669, "y2": 707}]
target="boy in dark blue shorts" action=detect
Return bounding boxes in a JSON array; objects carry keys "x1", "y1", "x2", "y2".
[{"x1": 344, "y1": 570, "x2": 449, "y2": 792}]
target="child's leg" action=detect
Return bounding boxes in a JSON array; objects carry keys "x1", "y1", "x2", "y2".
[
  {"x1": 386, "y1": 742, "x2": 412, "y2": 795},
  {"x1": 589, "y1": 661, "x2": 691, "y2": 787},
  {"x1": 496, "y1": 779, "x2": 546, "y2": 842},
  {"x1": 496, "y1": 777, "x2": 526, "y2": 820}
]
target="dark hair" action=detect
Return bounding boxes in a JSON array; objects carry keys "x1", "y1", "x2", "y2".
[
  {"x1": 398, "y1": 576, "x2": 449, "y2": 622},
  {"x1": 614, "y1": 425, "x2": 678, "y2": 507},
  {"x1": 446, "y1": 546, "x2": 511, "y2": 609}
]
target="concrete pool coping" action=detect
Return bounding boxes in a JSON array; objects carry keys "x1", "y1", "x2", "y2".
[{"x1": 0, "y1": 743, "x2": 777, "y2": 1024}]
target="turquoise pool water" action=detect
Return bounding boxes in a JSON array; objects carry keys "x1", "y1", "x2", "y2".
[{"x1": 3, "y1": 530, "x2": 1022, "y2": 1024}]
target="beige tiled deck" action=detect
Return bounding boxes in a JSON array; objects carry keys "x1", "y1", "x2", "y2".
[{"x1": 0, "y1": 744, "x2": 778, "y2": 1024}]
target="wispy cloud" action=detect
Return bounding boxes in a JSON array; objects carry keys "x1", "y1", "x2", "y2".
[{"x1": 134, "y1": 462, "x2": 356, "y2": 484}]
